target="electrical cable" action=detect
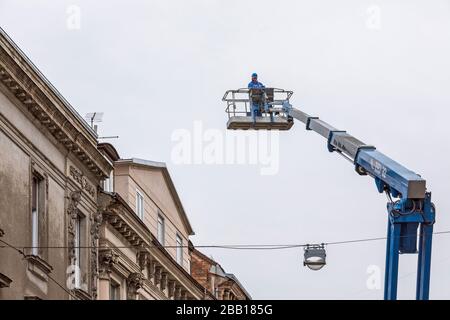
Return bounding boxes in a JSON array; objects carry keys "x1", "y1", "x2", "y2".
[
  {"x1": 2, "y1": 231, "x2": 450, "y2": 298},
  {"x1": 0, "y1": 238, "x2": 78, "y2": 300},
  {"x1": 1, "y1": 230, "x2": 450, "y2": 251}
]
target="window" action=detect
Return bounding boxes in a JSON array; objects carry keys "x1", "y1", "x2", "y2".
[
  {"x1": 136, "y1": 190, "x2": 144, "y2": 220},
  {"x1": 176, "y1": 234, "x2": 183, "y2": 265},
  {"x1": 103, "y1": 170, "x2": 114, "y2": 192},
  {"x1": 31, "y1": 175, "x2": 44, "y2": 256},
  {"x1": 110, "y1": 281, "x2": 120, "y2": 300},
  {"x1": 74, "y1": 215, "x2": 82, "y2": 288},
  {"x1": 31, "y1": 177, "x2": 39, "y2": 255},
  {"x1": 157, "y1": 214, "x2": 165, "y2": 245},
  {"x1": 71, "y1": 212, "x2": 86, "y2": 290}
]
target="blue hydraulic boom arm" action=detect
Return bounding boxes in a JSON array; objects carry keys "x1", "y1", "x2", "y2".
[{"x1": 283, "y1": 105, "x2": 436, "y2": 300}]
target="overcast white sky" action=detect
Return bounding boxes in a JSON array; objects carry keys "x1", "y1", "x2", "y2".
[{"x1": 1, "y1": 0, "x2": 450, "y2": 299}]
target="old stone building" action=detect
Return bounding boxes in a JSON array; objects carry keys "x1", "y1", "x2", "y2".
[
  {"x1": 0, "y1": 27, "x2": 248, "y2": 300},
  {"x1": 0, "y1": 28, "x2": 112, "y2": 299},
  {"x1": 96, "y1": 148, "x2": 214, "y2": 300},
  {"x1": 190, "y1": 247, "x2": 251, "y2": 300},
  {"x1": 0, "y1": 28, "x2": 210, "y2": 300}
]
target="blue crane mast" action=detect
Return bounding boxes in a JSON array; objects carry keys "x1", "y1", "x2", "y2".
[{"x1": 223, "y1": 88, "x2": 436, "y2": 300}]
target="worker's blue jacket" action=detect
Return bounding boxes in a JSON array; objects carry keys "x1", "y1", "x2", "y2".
[{"x1": 248, "y1": 81, "x2": 265, "y2": 89}]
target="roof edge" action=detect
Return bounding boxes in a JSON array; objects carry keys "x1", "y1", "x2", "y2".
[{"x1": 115, "y1": 158, "x2": 195, "y2": 235}]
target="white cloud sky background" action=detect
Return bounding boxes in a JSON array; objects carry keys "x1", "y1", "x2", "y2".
[{"x1": 1, "y1": 0, "x2": 450, "y2": 299}]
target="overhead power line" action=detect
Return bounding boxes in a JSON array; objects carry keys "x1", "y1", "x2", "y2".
[
  {"x1": 0, "y1": 238, "x2": 77, "y2": 299},
  {"x1": 1, "y1": 230, "x2": 450, "y2": 251},
  {"x1": 2, "y1": 231, "x2": 450, "y2": 298}
]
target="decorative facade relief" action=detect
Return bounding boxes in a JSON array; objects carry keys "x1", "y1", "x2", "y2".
[
  {"x1": 67, "y1": 190, "x2": 81, "y2": 265},
  {"x1": 90, "y1": 210, "x2": 103, "y2": 299},
  {"x1": 154, "y1": 266, "x2": 162, "y2": 286},
  {"x1": 160, "y1": 272, "x2": 168, "y2": 291},
  {"x1": 168, "y1": 280, "x2": 176, "y2": 299},
  {"x1": 174, "y1": 285, "x2": 182, "y2": 300},
  {"x1": 137, "y1": 251, "x2": 149, "y2": 272},
  {"x1": 147, "y1": 257, "x2": 156, "y2": 281},
  {"x1": 69, "y1": 166, "x2": 96, "y2": 198},
  {"x1": 67, "y1": 190, "x2": 81, "y2": 295},
  {"x1": 98, "y1": 248, "x2": 119, "y2": 280},
  {"x1": 126, "y1": 272, "x2": 144, "y2": 300}
]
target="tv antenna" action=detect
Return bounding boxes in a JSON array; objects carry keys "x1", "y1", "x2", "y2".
[
  {"x1": 85, "y1": 112, "x2": 104, "y2": 132},
  {"x1": 98, "y1": 135, "x2": 119, "y2": 140},
  {"x1": 85, "y1": 112, "x2": 119, "y2": 140}
]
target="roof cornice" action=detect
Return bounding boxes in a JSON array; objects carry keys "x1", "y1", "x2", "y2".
[
  {"x1": 98, "y1": 142, "x2": 120, "y2": 162},
  {"x1": 116, "y1": 158, "x2": 195, "y2": 235},
  {"x1": 0, "y1": 28, "x2": 111, "y2": 178}
]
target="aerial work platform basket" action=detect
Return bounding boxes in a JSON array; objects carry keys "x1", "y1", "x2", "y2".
[{"x1": 223, "y1": 88, "x2": 294, "y2": 130}]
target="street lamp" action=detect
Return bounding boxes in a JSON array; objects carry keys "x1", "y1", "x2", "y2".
[{"x1": 303, "y1": 244, "x2": 326, "y2": 271}]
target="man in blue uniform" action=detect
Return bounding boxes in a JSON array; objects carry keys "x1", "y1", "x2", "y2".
[
  {"x1": 248, "y1": 73, "x2": 264, "y2": 124},
  {"x1": 247, "y1": 73, "x2": 273, "y2": 124}
]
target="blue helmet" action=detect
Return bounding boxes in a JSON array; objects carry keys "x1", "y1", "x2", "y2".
[{"x1": 251, "y1": 72, "x2": 258, "y2": 78}]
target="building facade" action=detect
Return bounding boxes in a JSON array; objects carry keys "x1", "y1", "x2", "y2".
[
  {"x1": 96, "y1": 151, "x2": 213, "y2": 300},
  {"x1": 0, "y1": 28, "x2": 112, "y2": 299},
  {"x1": 0, "y1": 27, "x2": 248, "y2": 300}
]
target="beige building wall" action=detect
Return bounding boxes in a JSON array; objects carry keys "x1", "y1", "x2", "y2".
[
  {"x1": 0, "y1": 28, "x2": 112, "y2": 299},
  {"x1": 114, "y1": 160, "x2": 192, "y2": 272},
  {"x1": 96, "y1": 146, "x2": 209, "y2": 300},
  {"x1": 0, "y1": 82, "x2": 70, "y2": 300}
]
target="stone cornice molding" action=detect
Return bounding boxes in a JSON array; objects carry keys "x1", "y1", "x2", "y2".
[
  {"x1": 98, "y1": 192, "x2": 146, "y2": 249},
  {"x1": 0, "y1": 29, "x2": 112, "y2": 179}
]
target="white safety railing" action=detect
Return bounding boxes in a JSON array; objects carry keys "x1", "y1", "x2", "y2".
[{"x1": 222, "y1": 88, "x2": 293, "y2": 119}]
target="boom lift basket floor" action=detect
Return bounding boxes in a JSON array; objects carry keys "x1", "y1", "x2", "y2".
[
  {"x1": 227, "y1": 116, "x2": 293, "y2": 130},
  {"x1": 223, "y1": 88, "x2": 294, "y2": 130}
]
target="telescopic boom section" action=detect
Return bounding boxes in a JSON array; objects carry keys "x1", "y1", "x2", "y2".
[
  {"x1": 288, "y1": 107, "x2": 426, "y2": 200},
  {"x1": 286, "y1": 105, "x2": 435, "y2": 301},
  {"x1": 222, "y1": 87, "x2": 435, "y2": 299}
]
